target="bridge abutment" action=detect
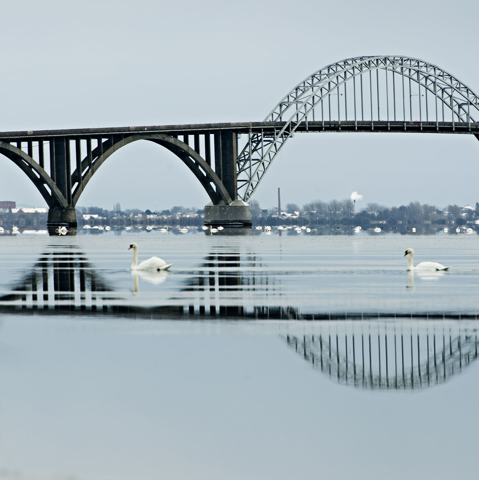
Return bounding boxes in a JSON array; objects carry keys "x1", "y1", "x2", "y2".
[{"x1": 47, "y1": 206, "x2": 77, "y2": 235}]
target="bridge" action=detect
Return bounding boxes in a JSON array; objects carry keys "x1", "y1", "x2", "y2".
[{"x1": 2, "y1": 55, "x2": 479, "y2": 234}]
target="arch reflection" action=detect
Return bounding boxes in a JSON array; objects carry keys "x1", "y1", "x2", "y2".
[
  {"x1": 0, "y1": 249, "x2": 117, "y2": 311},
  {"x1": 180, "y1": 251, "x2": 282, "y2": 317},
  {"x1": 284, "y1": 322, "x2": 479, "y2": 390},
  {"x1": 1, "y1": 249, "x2": 478, "y2": 325},
  {"x1": 0, "y1": 248, "x2": 284, "y2": 317}
]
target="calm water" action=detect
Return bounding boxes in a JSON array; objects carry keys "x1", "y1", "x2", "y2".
[
  {"x1": 0, "y1": 232, "x2": 478, "y2": 479},
  {"x1": 2, "y1": 232, "x2": 479, "y2": 317}
]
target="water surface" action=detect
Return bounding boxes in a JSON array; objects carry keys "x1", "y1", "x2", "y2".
[
  {"x1": 1, "y1": 233, "x2": 478, "y2": 317},
  {"x1": 0, "y1": 233, "x2": 478, "y2": 479}
]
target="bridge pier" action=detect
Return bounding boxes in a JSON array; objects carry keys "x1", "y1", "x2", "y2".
[
  {"x1": 47, "y1": 138, "x2": 77, "y2": 235},
  {"x1": 204, "y1": 131, "x2": 252, "y2": 227},
  {"x1": 47, "y1": 206, "x2": 77, "y2": 235},
  {"x1": 204, "y1": 200, "x2": 252, "y2": 227}
]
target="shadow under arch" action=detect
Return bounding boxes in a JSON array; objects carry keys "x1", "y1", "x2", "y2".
[
  {"x1": 71, "y1": 133, "x2": 233, "y2": 207},
  {"x1": 284, "y1": 321, "x2": 479, "y2": 391}
]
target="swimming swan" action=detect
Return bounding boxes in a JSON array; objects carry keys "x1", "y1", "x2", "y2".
[
  {"x1": 404, "y1": 248, "x2": 449, "y2": 271},
  {"x1": 128, "y1": 243, "x2": 172, "y2": 271}
]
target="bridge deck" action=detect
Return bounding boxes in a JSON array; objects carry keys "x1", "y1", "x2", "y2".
[{"x1": 0, "y1": 121, "x2": 478, "y2": 141}]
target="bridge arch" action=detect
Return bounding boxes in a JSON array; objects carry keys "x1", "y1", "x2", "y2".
[
  {"x1": 71, "y1": 133, "x2": 233, "y2": 207},
  {"x1": 0, "y1": 141, "x2": 68, "y2": 208},
  {"x1": 237, "y1": 55, "x2": 479, "y2": 201}
]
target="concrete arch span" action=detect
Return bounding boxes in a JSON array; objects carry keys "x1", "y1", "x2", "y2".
[
  {"x1": 0, "y1": 128, "x2": 251, "y2": 234},
  {"x1": 71, "y1": 133, "x2": 233, "y2": 207}
]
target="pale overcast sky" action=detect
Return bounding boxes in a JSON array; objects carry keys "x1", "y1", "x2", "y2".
[{"x1": 1, "y1": 0, "x2": 478, "y2": 211}]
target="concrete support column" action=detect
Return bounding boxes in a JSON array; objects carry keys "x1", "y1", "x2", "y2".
[
  {"x1": 214, "y1": 131, "x2": 237, "y2": 201},
  {"x1": 48, "y1": 138, "x2": 76, "y2": 235},
  {"x1": 206, "y1": 130, "x2": 251, "y2": 228},
  {"x1": 47, "y1": 206, "x2": 78, "y2": 235},
  {"x1": 51, "y1": 138, "x2": 72, "y2": 203}
]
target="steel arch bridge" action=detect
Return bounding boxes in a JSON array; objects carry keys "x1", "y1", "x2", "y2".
[
  {"x1": 1, "y1": 55, "x2": 479, "y2": 233},
  {"x1": 236, "y1": 55, "x2": 479, "y2": 201}
]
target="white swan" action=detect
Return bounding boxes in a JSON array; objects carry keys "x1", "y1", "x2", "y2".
[
  {"x1": 128, "y1": 243, "x2": 172, "y2": 271},
  {"x1": 404, "y1": 248, "x2": 449, "y2": 271}
]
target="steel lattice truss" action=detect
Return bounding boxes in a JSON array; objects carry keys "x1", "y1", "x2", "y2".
[{"x1": 237, "y1": 55, "x2": 479, "y2": 202}]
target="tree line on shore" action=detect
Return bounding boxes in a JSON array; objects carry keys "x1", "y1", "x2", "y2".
[
  {"x1": 0, "y1": 200, "x2": 477, "y2": 232},
  {"x1": 250, "y1": 199, "x2": 479, "y2": 230}
]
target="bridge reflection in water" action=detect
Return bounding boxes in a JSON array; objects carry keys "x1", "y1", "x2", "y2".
[
  {"x1": 179, "y1": 252, "x2": 283, "y2": 318},
  {"x1": 1, "y1": 249, "x2": 478, "y2": 390},
  {"x1": 284, "y1": 324, "x2": 478, "y2": 390},
  {"x1": 0, "y1": 248, "x2": 284, "y2": 317},
  {"x1": 0, "y1": 250, "x2": 115, "y2": 312},
  {"x1": 1, "y1": 249, "x2": 479, "y2": 323}
]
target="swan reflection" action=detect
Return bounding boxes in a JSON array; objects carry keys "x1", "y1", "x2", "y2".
[
  {"x1": 284, "y1": 321, "x2": 478, "y2": 390},
  {"x1": 407, "y1": 269, "x2": 447, "y2": 289},
  {"x1": 132, "y1": 270, "x2": 170, "y2": 292}
]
